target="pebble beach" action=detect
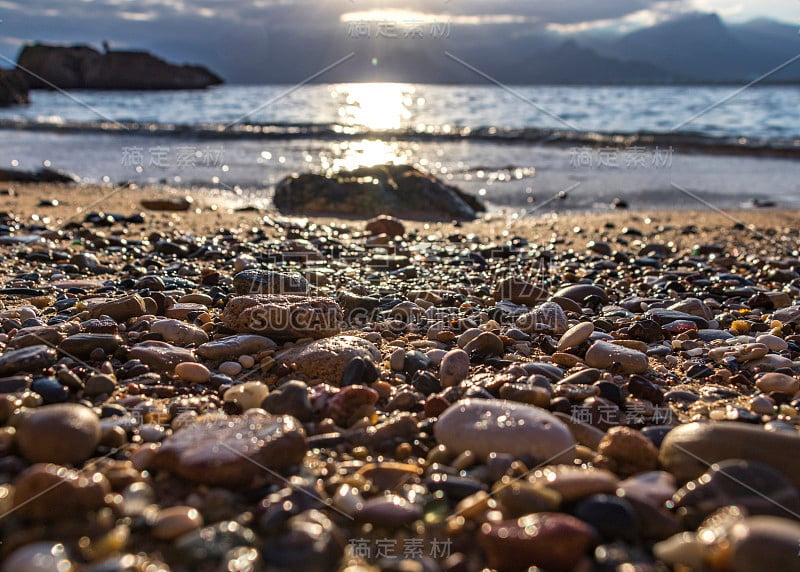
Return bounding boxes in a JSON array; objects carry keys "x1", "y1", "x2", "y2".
[{"x1": 1, "y1": 183, "x2": 800, "y2": 571}]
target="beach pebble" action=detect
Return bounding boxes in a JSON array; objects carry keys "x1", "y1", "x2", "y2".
[
  {"x1": 516, "y1": 301, "x2": 569, "y2": 334},
  {"x1": 463, "y1": 331, "x2": 504, "y2": 356},
  {"x1": 197, "y1": 334, "x2": 276, "y2": 361},
  {"x1": 597, "y1": 426, "x2": 659, "y2": 476},
  {"x1": 617, "y1": 471, "x2": 677, "y2": 506},
  {"x1": 493, "y1": 277, "x2": 548, "y2": 306},
  {"x1": 434, "y1": 398, "x2": 576, "y2": 461},
  {"x1": 354, "y1": 495, "x2": 421, "y2": 526},
  {"x1": 151, "y1": 319, "x2": 208, "y2": 346},
  {"x1": 218, "y1": 361, "x2": 243, "y2": 377},
  {"x1": 31, "y1": 377, "x2": 69, "y2": 404},
  {"x1": 277, "y1": 335, "x2": 380, "y2": 384},
  {"x1": 574, "y1": 494, "x2": 638, "y2": 541},
  {"x1": 585, "y1": 340, "x2": 649, "y2": 374},
  {"x1": 1, "y1": 542, "x2": 75, "y2": 572},
  {"x1": 129, "y1": 340, "x2": 196, "y2": 374},
  {"x1": 529, "y1": 466, "x2": 619, "y2": 502},
  {"x1": 151, "y1": 506, "x2": 204, "y2": 540},
  {"x1": 233, "y1": 270, "x2": 309, "y2": 296},
  {"x1": 660, "y1": 421, "x2": 800, "y2": 488},
  {"x1": 750, "y1": 395, "x2": 775, "y2": 415},
  {"x1": 667, "y1": 298, "x2": 714, "y2": 320},
  {"x1": 153, "y1": 410, "x2": 306, "y2": 486},
  {"x1": 457, "y1": 328, "x2": 482, "y2": 348},
  {"x1": 88, "y1": 294, "x2": 147, "y2": 321},
  {"x1": 729, "y1": 516, "x2": 800, "y2": 572},
  {"x1": 12, "y1": 463, "x2": 110, "y2": 520},
  {"x1": 221, "y1": 295, "x2": 341, "y2": 339},
  {"x1": 262, "y1": 380, "x2": 312, "y2": 421},
  {"x1": 755, "y1": 372, "x2": 799, "y2": 395},
  {"x1": 479, "y1": 513, "x2": 595, "y2": 571},
  {"x1": 672, "y1": 459, "x2": 800, "y2": 524},
  {"x1": 554, "y1": 284, "x2": 609, "y2": 304},
  {"x1": 16, "y1": 403, "x2": 101, "y2": 464},
  {"x1": 175, "y1": 362, "x2": 211, "y2": 384},
  {"x1": 140, "y1": 196, "x2": 193, "y2": 211},
  {"x1": 557, "y1": 321, "x2": 595, "y2": 350},
  {"x1": 58, "y1": 333, "x2": 121, "y2": 358},
  {"x1": 365, "y1": 215, "x2": 405, "y2": 237},
  {"x1": 84, "y1": 373, "x2": 116, "y2": 397},
  {"x1": 0, "y1": 344, "x2": 57, "y2": 376},
  {"x1": 223, "y1": 381, "x2": 269, "y2": 411},
  {"x1": 756, "y1": 334, "x2": 788, "y2": 352}
]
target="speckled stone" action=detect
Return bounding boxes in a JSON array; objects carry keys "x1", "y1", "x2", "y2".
[
  {"x1": 276, "y1": 335, "x2": 380, "y2": 385},
  {"x1": 153, "y1": 410, "x2": 307, "y2": 486},
  {"x1": 221, "y1": 295, "x2": 341, "y2": 340},
  {"x1": 434, "y1": 398, "x2": 576, "y2": 462}
]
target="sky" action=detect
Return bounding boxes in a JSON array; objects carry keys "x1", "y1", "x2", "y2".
[{"x1": 1, "y1": 0, "x2": 798, "y2": 80}]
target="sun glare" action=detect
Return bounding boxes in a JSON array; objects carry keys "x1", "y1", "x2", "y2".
[
  {"x1": 340, "y1": 9, "x2": 441, "y2": 24},
  {"x1": 332, "y1": 139, "x2": 408, "y2": 172},
  {"x1": 334, "y1": 83, "x2": 416, "y2": 131}
]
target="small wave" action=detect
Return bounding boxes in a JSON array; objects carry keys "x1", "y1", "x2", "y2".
[{"x1": 0, "y1": 118, "x2": 799, "y2": 158}]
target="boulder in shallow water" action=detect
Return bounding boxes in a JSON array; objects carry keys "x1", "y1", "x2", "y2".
[{"x1": 274, "y1": 164, "x2": 485, "y2": 220}]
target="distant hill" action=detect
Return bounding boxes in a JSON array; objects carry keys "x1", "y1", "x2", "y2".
[
  {"x1": 506, "y1": 40, "x2": 673, "y2": 85},
  {"x1": 600, "y1": 13, "x2": 800, "y2": 82}
]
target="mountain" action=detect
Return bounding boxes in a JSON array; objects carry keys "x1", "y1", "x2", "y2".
[
  {"x1": 507, "y1": 40, "x2": 672, "y2": 84},
  {"x1": 602, "y1": 13, "x2": 800, "y2": 82}
]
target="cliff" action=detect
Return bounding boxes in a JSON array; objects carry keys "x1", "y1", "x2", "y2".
[{"x1": 17, "y1": 43, "x2": 223, "y2": 90}]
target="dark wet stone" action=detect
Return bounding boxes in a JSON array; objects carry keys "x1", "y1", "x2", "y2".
[
  {"x1": 646, "y1": 308, "x2": 709, "y2": 329},
  {"x1": 31, "y1": 377, "x2": 69, "y2": 404},
  {"x1": 574, "y1": 494, "x2": 639, "y2": 541},
  {"x1": 562, "y1": 369, "x2": 602, "y2": 385},
  {"x1": 262, "y1": 380, "x2": 312, "y2": 421},
  {"x1": 594, "y1": 381, "x2": 623, "y2": 405},
  {"x1": 233, "y1": 270, "x2": 310, "y2": 296},
  {"x1": 627, "y1": 375, "x2": 665, "y2": 404},
  {"x1": 664, "y1": 390, "x2": 700, "y2": 404},
  {"x1": 175, "y1": 521, "x2": 257, "y2": 564},
  {"x1": 671, "y1": 459, "x2": 800, "y2": 527},
  {"x1": 554, "y1": 284, "x2": 609, "y2": 305},
  {"x1": 426, "y1": 473, "x2": 488, "y2": 500},
  {"x1": 59, "y1": 333, "x2": 122, "y2": 359},
  {"x1": 698, "y1": 329, "x2": 735, "y2": 342},
  {"x1": 154, "y1": 410, "x2": 307, "y2": 486},
  {"x1": 0, "y1": 345, "x2": 57, "y2": 376}
]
